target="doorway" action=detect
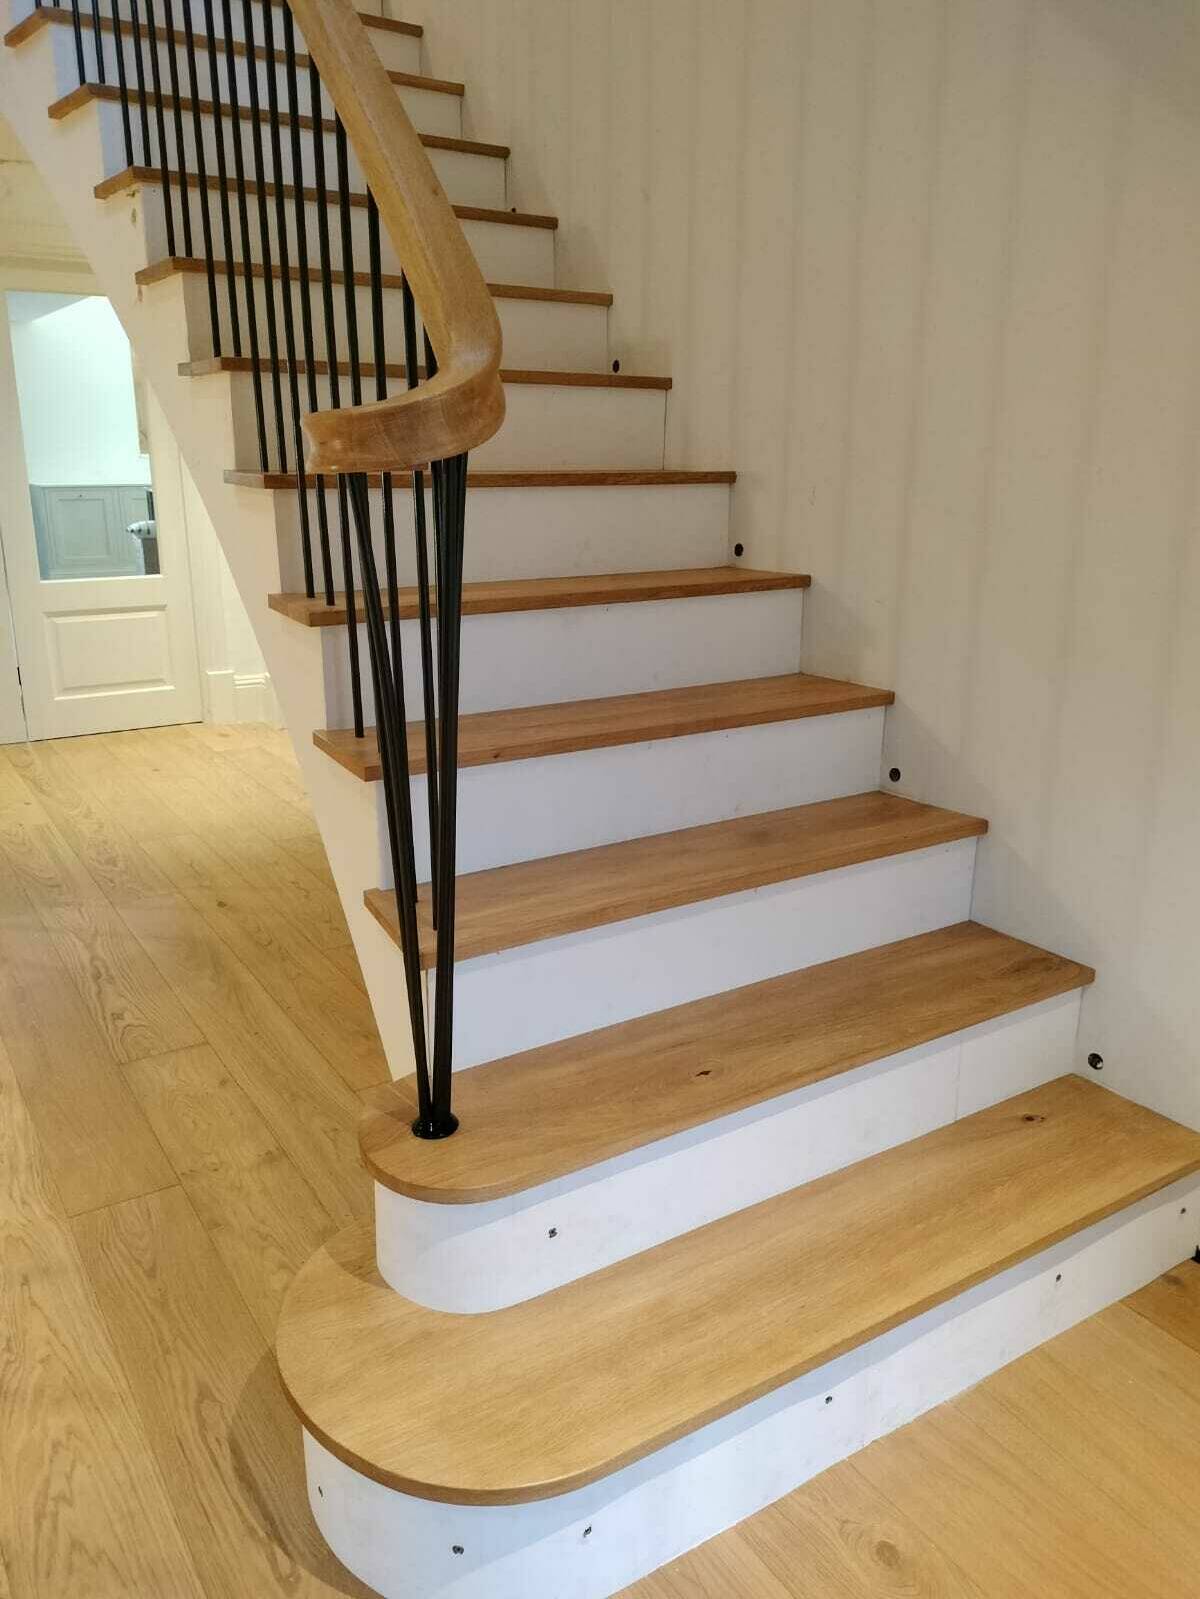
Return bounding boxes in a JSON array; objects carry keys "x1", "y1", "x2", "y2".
[{"x1": 0, "y1": 287, "x2": 202, "y2": 740}]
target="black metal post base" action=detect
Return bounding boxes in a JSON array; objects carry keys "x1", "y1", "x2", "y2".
[{"x1": 411, "y1": 1112, "x2": 461, "y2": 1141}]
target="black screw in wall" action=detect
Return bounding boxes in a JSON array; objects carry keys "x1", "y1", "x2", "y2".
[
  {"x1": 612, "y1": 359, "x2": 621, "y2": 373},
  {"x1": 888, "y1": 767, "x2": 901, "y2": 783},
  {"x1": 1087, "y1": 1052, "x2": 1104, "y2": 1071},
  {"x1": 733, "y1": 543, "x2": 744, "y2": 557}
]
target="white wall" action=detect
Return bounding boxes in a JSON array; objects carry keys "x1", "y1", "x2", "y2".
[
  {"x1": 176, "y1": 448, "x2": 280, "y2": 726},
  {"x1": 404, "y1": 0, "x2": 1200, "y2": 1133},
  {"x1": 8, "y1": 291, "x2": 151, "y2": 485}
]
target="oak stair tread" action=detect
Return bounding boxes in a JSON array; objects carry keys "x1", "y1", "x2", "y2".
[
  {"x1": 362, "y1": 921, "x2": 1096, "y2": 1203},
  {"x1": 138, "y1": 255, "x2": 613, "y2": 306},
  {"x1": 277, "y1": 1076, "x2": 1200, "y2": 1504},
  {"x1": 227, "y1": 466, "x2": 736, "y2": 489},
  {"x1": 48, "y1": 83, "x2": 508, "y2": 157},
  {"x1": 268, "y1": 565, "x2": 809, "y2": 627},
  {"x1": 365, "y1": 790, "x2": 986, "y2": 970},
  {"x1": 181, "y1": 355, "x2": 671, "y2": 387},
  {"x1": 316, "y1": 670, "x2": 894, "y2": 782},
  {"x1": 94, "y1": 166, "x2": 558, "y2": 228},
  {"x1": 7, "y1": 4, "x2": 435, "y2": 69}
]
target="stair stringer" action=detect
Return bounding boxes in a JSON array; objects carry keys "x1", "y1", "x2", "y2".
[{"x1": 0, "y1": 37, "x2": 419, "y2": 1075}]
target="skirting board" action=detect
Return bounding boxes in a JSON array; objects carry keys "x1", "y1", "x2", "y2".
[
  {"x1": 205, "y1": 668, "x2": 280, "y2": 727},
  {"x1": 376, "y1": 990, "x2": 1085, "y2": 1311},
  {"x1": 303, "y1": 1166, "x2": 1200, "y2": 1599}
]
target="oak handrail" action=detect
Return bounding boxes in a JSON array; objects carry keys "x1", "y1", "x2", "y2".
[{"x1": 283, "y1": 0, "x2": 504, "y2": 473}]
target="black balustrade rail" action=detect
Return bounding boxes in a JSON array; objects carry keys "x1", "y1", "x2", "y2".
[{"x1": 49, "y1": 0, "x2": 473, "y2": 1137}]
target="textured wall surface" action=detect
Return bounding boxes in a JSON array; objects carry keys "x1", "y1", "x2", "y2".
[{"x1": 405, "y1": 0, "x2": 1200, "y2": 1130}]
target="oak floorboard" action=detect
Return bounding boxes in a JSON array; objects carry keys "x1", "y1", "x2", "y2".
[
  {"x1": 103, "y1": 740, "x2": 351, "y2": 944},
  {"x1": 0, "y1": 814, "x2": 109, "y2": 910},
  {"x1": 969, "y1": 1323, "x2": 1200, "y2": 1575},
  {"x1": 180, "y1": 881, "x2": 387, "y2": 1089},
  {"x1": 0, "y1": 1040, "x2": 205, "y2": 1598},
  {"x1": 628, "y1": 1532, "x2": 796, "y2": 1599},
  {"x1": 854, "y1": 1393, "x2": 1176, "y2": 1598},
  {"x1": 1123, "y1": 1255, "x2": 1200, "y2": 1354},
  {"x1": 45, "y1": 736, "x2": 194, "y2": 840},
  {"x1": 738, "y1": 1459, "x2": 988, "y2": 1597},
  {"x1": 324, "y1": 941, "x2": 370, "y2": 992},
  {"x1": 1043, "y1": 1302, "x2": 1200, "y2": 1440},
  {"x1": 132, "y1": 725, "x2": 320, "y2": 847},
  {"x1": 119, "y1": 894, "x2": 370, "y2": 1224},
  {"x1": 0, "y1": 913, "x2": 176, "y2": 1217},
  {"x1": 124, "y1": 1044, "x2": 338, "y2": 1339},
  {"x1": 5, "y1": 742, "x2": 177, "y2": 904},
  {"x1": 139, "y1": 828, "x2": 275, "y2": 891},
  {"x1": 71, "y1": 1187, "x2": 376, "y2": 1598},
  {"x1": 38, "y1": 899, "x2": 205, "y2": 1064},
  {"x1": 0, "y1": 750, "x2": 42, "y2": 818},
  {"x1": 221, "y1": 740, "x2": 312, "y2": 809}
]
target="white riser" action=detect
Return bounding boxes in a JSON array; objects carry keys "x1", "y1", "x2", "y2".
[
  {"x1": 44, "y1": 25, "x2": 446, "y2": 130},
  {"x1": 172, "y1": 270, "x2": 609, "y2": 371},
  {"x1": 398, "y1": 706, "x2": 888, "y2": 880},
  {"x1": 322, "y1": 590, "x2": 805, "y2": 726},
  {"x1": 222, "y1": 370, "x2": 667, "y2": 472},
  {"x1": 89, "y1": 95, "x2": 506, "y2": 207},
  {"x1": 18, "y1": 0, "x2": 424, "y2": 73},
  {"x1": 304, "y1": 1167, "x2": 1200, "y2": 1599},
  {"x1": 379, "y1": 990, "x2": 1085, "y2": 1312},
  {"x1": 272, "y1": 481, "x2": 732, "y2": 593},
  {"x1": 442, "y1": 835, "x2": 974, "y2": 1068},
  {"x1": 132, "y1": 185, "x2": 556, "y2": 288}
]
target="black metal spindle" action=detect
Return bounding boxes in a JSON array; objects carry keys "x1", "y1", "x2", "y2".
[
  {"x1": 334, "y1": 118, "x2": 362, "y2": 408},
  {"x1": 88, "y1": 0, "x2": 105, "y2": 82},
  {"x1": 261, "y1": 0, "x2": 312, "y2": 592},
  {"x1": 428, "y1": 451, "x2": 468, "y2": 1132},
  {"x1": 240, "y1": 0, "x2": 287, "y2": 472},
  {"x1": 202, "y1": 0, "x2": 240, "y2": 354},
  {"x1": 367, "y1": 196, "x2": 401, "y2": 674},
  {"x1": 309, "y1": 59, "x2": 362, "y2": 729},
  {"x1": 334, "y1": 114, "x2": 368, "y2": 727},
  {"x1": 282, "y1": 4, "x2": 324, "y2": 601},
  {"x1": 109, "y1": 0, "x2": 135, "y2": 169},
  {"x1": 127, "y1": 0, "x2": 153, "y2": 169},
  {"x1": 68, "y1": 0, "x2": 86, "y2": 85},
  {"x1": 158, "y1": 0, "x2": 192, "y2": 254},
  {"x1": 142, "y1": 0, "x2": 176, "y2": 256},
  {"x1": 221, "y1": 0, "x2": 267, "y2": 467},
  {"x1": 180, "y1": 0, "x2": 219, "y2": 352},
  {"x1": 346, "y1": 472, "x2": 436, "y2": 1129},
  {"x1": 400, "y1": 277, "x2": 441, "y2": 900}
]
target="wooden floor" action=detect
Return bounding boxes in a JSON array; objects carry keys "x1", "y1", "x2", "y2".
[{"x1": 0, "y1": 721, "x2": 1197, "y2": 1597}]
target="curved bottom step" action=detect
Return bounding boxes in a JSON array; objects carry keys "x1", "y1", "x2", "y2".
[
  {"x1": 293, "y1": 1158, "x2": 1200, "y2": 1599},
  {"x1": 279, "y1": 1081, "x2": 1200, "y2": 1527}
]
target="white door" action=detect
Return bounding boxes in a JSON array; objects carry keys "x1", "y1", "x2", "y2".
[{"x1": 0, "y1": 289, "x2": 202, "y2": 739}]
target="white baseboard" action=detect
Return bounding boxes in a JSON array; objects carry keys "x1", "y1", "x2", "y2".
[
  {"x1": 234, "y1": 671, "x2": 281, "y2": 726},
  {"x1": 304, "y1": 1170, "x2": 1200, "y2": 1599},
  {"x1": 202, "y1": 668, "x2": 237, "y2": 725},
  {"x1": 204, "y1": 668, "x2": 279, "y2": 727}
]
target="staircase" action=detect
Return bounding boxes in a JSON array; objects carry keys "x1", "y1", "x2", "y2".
[{"x1": 5, "y1": 3, "x2": 1200, "y2": 1596}]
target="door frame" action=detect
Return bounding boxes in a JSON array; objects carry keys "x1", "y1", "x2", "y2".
[{"x1": 0, "y1": 271, "x2": 204, "y2": 739}]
